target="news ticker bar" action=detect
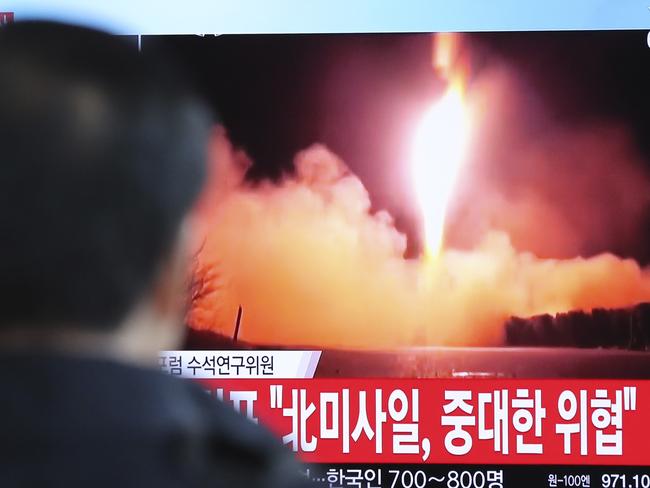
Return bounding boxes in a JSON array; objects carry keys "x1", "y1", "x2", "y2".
[
  {"x1": 4, "y1": 0, "x2": 650, "y2": 35},
  {"x1": 302, "y1": 465, "x2": 650, "y2": 488}
]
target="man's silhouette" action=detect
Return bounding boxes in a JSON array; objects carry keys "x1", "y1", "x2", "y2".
[{"x1": 0, "y1": 21, "x2": 306, "y2": 487}]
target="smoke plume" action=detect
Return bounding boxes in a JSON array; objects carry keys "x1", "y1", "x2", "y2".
[{"x1": 188, "y1": 123, "x2": 650, "y2": 349}]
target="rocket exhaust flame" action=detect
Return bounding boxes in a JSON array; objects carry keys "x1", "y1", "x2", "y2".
[
  {"x1": 433, "y1": 33, "x2": 461, "y2": 79},
  {"x1": 412, "y1": 33, "x2": 471, "y2": 257},
  {"x1": 411, "y1": 83, "x2": 471, "y2": 256}
]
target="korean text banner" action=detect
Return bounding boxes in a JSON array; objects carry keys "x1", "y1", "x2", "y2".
[{"x1": 198, "y1": 379, "x2": 647, "y2": 466}]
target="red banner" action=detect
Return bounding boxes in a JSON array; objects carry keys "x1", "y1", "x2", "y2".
[{"x1": 197, "y1": 379, "x2": 648, "y2": 465}]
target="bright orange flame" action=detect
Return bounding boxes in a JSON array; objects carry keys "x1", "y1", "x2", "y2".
[
  {"x1": 433, "y1": 32, "x2": 460, "y2": 78},
  {"x1": 411, "y1": 81, "x2": 471, "y2": 256},
  {"x1": 412, "y1": 33, "x2": 471, "y2": 257}
]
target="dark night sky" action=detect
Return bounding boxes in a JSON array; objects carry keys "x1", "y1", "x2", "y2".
[{"x1": 145, "y1": 31, "x2": 650, "y2": 263}]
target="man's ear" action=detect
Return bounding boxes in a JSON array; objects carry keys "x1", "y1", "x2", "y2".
[
  {"x1": 114, "y1": 224, "x2": 195, "y2": 361},
  {"x1": 151, "y1": 219, "x2": 196, "y2": 322}
]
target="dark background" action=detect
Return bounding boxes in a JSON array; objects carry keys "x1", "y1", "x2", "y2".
[{"x1": 145, "y1": 31, "x2": 650, "y2": 263}]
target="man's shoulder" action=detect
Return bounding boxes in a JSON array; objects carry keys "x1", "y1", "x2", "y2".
[
  {"x1": 0, "y1": 354, "x2": 310, "y2": 488},
  {"x1": 97, "y1": 360, "x2": 310, "y2": 487},
  {"x1": 181, "y1": 379, "x2": 309, "y2": 487}
]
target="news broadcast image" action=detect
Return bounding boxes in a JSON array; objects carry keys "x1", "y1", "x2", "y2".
[
  {"x1": 145, "y1": 32, "x2": 650, "y2": 374},
  {"x1": 7, "y1": 9, "x2": 643, "y2": 480},
  {"x1": 147, "y1": 30, "x2": 650, "y2": 483}
]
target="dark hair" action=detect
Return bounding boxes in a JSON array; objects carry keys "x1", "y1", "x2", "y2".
[{"x1": 0, "y1": 22, "x2": 212, "y2": 330}]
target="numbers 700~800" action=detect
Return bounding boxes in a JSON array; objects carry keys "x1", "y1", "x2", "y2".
[{"x1": 387, "y1": 469, "x2": 502, "y2": 488}]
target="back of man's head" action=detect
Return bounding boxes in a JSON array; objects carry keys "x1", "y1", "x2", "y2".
[{"x1": 0, "y1": 22, "x2": 211, "y2": 335}]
